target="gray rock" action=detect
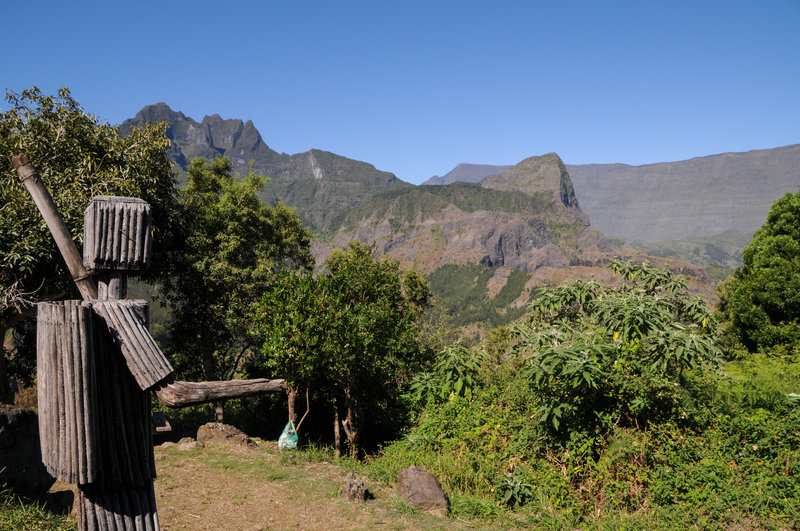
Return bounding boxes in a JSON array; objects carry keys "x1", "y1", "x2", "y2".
[
  {"x1": 196, "y1": 422, "x2": 257, "y2": 448},
  {"x1": 0, "y1": 404, "x2": 55, "y2": 498},
  {"x1": 339, "y1": 472, "x2": 368, "y2": 502},
  {"x1": 177, "y1": 439, "x2": 204, "y2": 451},
  {"x1": 397, "y1": 466, "x2": 448, "y2": 515}
]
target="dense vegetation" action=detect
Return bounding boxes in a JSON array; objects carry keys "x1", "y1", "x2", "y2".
[
  {"x1": 427, "y1": 263, "x2": 531, "y2": 331},
  {"x1": 367, "y1": 258, "x2": 800, "y2": 528},
  {"x1": 158, "y1": 156, "x2": 312, "y2": 422},
  {"x1": 718, "y1": 189, "x2": 800, "y2": 354}
]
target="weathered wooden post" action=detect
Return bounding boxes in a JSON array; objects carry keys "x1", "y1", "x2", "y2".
[{"x1": 13, "y1": 154, "x2": 287, "y2": 531}]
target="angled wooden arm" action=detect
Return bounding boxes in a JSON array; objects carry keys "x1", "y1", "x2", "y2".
[
  {"x1": 153, "y1": 376, "x2": 286, "y2": 408},
  {"x1": 12, "y1": 154, "x2": 98, "y2": 300}
]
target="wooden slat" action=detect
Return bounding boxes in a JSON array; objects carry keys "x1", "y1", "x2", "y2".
[
  {"x1": 83, "y1": 195, "x2": 152, "y2": 272},
  {"x1": 90, "y1": 300, "x2": 173, "y2": 390},
  {"x1": 77, "y1": 484, "x2": 160, "y2": 531},
  {"x1": 36, "y1": 301, "x2": 99, "y2": 484}
]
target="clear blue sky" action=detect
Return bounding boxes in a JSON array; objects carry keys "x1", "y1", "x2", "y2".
[{"x1": 3, "y1": 1, "x2": 798, "y2": 184}]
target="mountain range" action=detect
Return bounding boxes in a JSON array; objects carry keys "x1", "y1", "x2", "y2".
[
  {"x1": 121, "y1": 105, "x2": 616, "y2": 275},
  {"x1": 424, "y1": 146, "x2": 800, "y2": 247},
  {"x1": 119, "y1": 104, "x2": 799, "y2": 330}
]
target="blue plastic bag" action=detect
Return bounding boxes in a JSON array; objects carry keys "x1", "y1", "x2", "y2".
[{"x1": 278, "y1": 420, "x2": 298, "y2": 450}]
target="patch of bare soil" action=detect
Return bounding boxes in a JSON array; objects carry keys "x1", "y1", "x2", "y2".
[{"x1": 152, "y1": 441, "x2": 458, "y2": 530}]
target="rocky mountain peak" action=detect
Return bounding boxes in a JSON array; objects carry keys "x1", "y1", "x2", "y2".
[
  {"x1": 481, "y1": 153, "x2": 581, "y2": 211},
  {"x1": 120, "y1": 105, "x2": 281, "y2": 172},
  {"x1": 127, "y1": 102, "x2": 186, "y2": 126}
]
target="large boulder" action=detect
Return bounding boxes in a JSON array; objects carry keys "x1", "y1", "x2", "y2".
[
  {"x1": 397, "y1": 466, "x2": 448, "y2": 515},
  {"x1": 0, "y1": 404, "x2": 55, "y2": 498},
  {"x1": 196, "y1": 422, "x2": 257, "y2": 448}
]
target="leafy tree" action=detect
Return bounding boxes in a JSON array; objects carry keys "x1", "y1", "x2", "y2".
[
  {"x1": 0, "y1": 87, "x2": 177, "y2": 402},
  {"x1": 253, "y1": 270, "x2": 334, "y2": 422},
  {"x1": 512, "y1": 260, "x2": 721, "y2": 435},
  {"x1": 160, "y1": 157, "x2": 312, "y2": 421},
  {"x1": 254, "y1": 241, "x2": 431, "y2": 456},
  {"x1": 325, "y1": 242, "x2": 431, "y2": 454},
  {"x1": 718, "y1": 190, "x2": 800, "y2": 353}
]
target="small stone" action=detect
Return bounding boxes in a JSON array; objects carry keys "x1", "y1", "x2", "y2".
[
  {"x1": 339, "y1": 472, "x2": 368, "y2": 502},
  {"x1": 177, "y1": 440, "x2": 204, "y2": 451}
]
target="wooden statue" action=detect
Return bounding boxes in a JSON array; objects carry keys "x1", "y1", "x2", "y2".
[{"x1": 13, "y1": 154, "x2": 284, "y2": 530}]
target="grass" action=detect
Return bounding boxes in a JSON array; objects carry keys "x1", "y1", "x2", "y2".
[{"x1": 0, "y1": 487, "x2": 75, "y2": 531}]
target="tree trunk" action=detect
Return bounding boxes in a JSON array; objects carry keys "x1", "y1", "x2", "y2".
[
  {"x1": 343, "y1": 404, "x2": 358, "y2": 459},
  {"x1": 200, "y1": 335, "x2": 225, "y2": 422},
  {"x1": 342, "y1": 388, "x2": 359, "y2": 459},
  {"x1": 287, "y1": 386, "x2": 298, "y2": 424},
  {"x1": 0, "y1": 329, "x2": 11, "y2": 404},
  {"x1": 213, "y1": 400, "x2": 225, "y2": 423},
  {"x1": 153, "y1": 377, "x2": 285, "y2": 407},
  {"x1": 333, "y1": 402, "x2": 342, "y2": 458}
]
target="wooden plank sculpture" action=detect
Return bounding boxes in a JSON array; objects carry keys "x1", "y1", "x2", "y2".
[{"x1": 13, "y1": 154, "x2": 286, "y2": 531}]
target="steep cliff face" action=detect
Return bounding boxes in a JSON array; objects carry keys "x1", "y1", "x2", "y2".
[
  {"x1": 318, "y1": 207, "x2": 594, "y2": 274},
  {"x1": 481, "y1": 153, "x2": 583, "y2": 214},
  {"x1": 317, "y1": 155, "x2": 609, "y2": 274},
  {"x1": 565, "y1": 145, "x2": 800, "y2": 243}
]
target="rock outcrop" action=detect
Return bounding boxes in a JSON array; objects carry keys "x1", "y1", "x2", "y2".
[
  {"x1": 0, "y1": 405, "x2": 55, "y2": 499},
  {"x1": 121, "y1": 104, "x2": 410, "y2": 231},
  {"x1": 339, "y1": 472, "x2": 369, "y2": 502},
  {"x1": 196, "y1": 422, "x2": 257, "y2": 448},
  {"x1": 482, "y1": 153, "x2": 583, "y2": 212}
]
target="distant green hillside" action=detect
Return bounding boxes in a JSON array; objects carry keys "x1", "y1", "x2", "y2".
[
  {"x1": 338, "y1": 183, "x2": 556, "y2": 232},
  {"x1": 120, "y1": 104, "x2": 721, "y2": 339},
  {"x1": 428, "y1": 264, "x2": 532, "y2": 332}
]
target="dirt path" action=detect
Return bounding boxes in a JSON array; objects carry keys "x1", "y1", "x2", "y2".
[{"x1": 151, "y1": 441, "x2": 459, "y2": 530}]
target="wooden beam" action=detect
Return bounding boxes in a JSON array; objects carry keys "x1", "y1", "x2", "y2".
[
  {"x1": 12, "y1": 154, "x2": 97, "y2": 301},
  {"x1": 153, "y1": 377, "x2": 286, "y2": 408}
]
